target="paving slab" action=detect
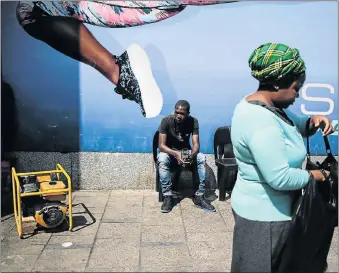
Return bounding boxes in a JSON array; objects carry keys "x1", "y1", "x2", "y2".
[
  {"x1": 47, "y1": 234, "x2": 95, "y2": 246},
  {"x1": 87, "y1": 239, "x2": 140, "y2": 270},
  {"x1": 140, "y1": 243, "x2": 192, "y2": 268},
  {"x1": 97, "y1": 222, "x2": 141, "y2": 240},
  {"x1": 1, "y1": 254, "x2": 39, "y2": 272},
  {"x1": 102, "y1": 206, "x2": 142, "y2": 223},
  {"x1": 141, "y1": 266, "x2": 194, "y2": 272},
  {"x1": 141, "y1": 224, "x2": 186, "y2": 243},
  {"x1": 142, "y1": 206, "x2": 182, "y2": 226},
  {"x1": 33, "y1": 248, "x2": 91, "y2": 272},
  {"x1": 1, "y1": 189, "x2": 337, "y2": 272}
]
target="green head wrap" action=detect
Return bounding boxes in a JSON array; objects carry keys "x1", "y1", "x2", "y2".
[{"x1": 248, "y1": 42, "x2": 306, "y2": 83}]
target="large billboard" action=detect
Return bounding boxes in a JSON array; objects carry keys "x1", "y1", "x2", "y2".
[{"x1": 2, "y1": 1, "x2": 338, "y2": 154}]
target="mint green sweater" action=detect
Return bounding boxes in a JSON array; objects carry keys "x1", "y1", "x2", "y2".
[{"x1": 231, "y1": 99, "x2": 310, "y2": 221}]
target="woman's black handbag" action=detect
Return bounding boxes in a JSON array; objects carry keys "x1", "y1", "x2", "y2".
[
  {"x1": 277, "y1": 135, "x2": 338, "y2": 273},
  {"x1": 306, "y1": 135, "x2": 338, "y2": 225}
]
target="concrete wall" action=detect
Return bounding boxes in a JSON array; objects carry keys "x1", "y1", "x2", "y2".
[{"x1": 10, "y1": 152, "x2": 329, "y2": 191}]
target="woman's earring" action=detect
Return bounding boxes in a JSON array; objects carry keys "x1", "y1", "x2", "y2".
[{"x1": 273, "y1": 85, "x2": 279, "y2": 91}]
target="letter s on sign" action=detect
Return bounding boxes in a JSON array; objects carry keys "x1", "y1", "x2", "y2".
[{"x1": 300, "y1": 83, "x2": 335, "y2": 116}]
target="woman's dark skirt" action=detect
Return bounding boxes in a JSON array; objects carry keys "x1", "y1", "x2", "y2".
[{"x1": 231, "y1": 210, "x2": 291, "y2": 273}]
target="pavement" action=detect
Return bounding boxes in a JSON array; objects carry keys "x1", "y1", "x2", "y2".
[{"x1": 1, "y1": 190, "x2": 338, "y2": 272}]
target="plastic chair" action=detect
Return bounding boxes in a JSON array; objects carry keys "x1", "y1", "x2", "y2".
[{"x1": 213, "y1": 126, "x2": 238, "y2": 201}]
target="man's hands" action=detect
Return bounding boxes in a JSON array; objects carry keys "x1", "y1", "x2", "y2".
[
  {"x1": 173, "y1": 150, "x2": 195, "y2": 165},
  {"x1": 309, "y1": 115, "x2": 334, "y2": 136},
  {"x1": 173, "y1": 150, "x2": 184, "y2": 165}
]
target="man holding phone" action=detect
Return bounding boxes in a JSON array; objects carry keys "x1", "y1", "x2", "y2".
[{"x1": 157, "y1": 100, "x2": 216, "y2": 213}]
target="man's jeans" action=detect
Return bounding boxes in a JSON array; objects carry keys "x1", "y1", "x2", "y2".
[{"x1": 157, "y1": 152, "x2": 206, "y2": 196}]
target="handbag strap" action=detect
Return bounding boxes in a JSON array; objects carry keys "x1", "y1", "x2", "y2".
[
  {"x1": 306, "y1": 136, "x2": 311, "y2": 160},
  {"x1": 306, "y1": 135, "x2": 332, "y2": 157},
  {"x1": 323, "y1": 135, "x2": 332, "y2": 155}
]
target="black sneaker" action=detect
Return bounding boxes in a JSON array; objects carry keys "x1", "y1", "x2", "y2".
[
  {"x1": 160, "y1": 196, "x2": 173, "y2": 213},
  {"x1": 193, "y1": 196, "x2": 216, "y2": 212},
  {"x1": 114, "y1": 44, "x2": 163, "y2": 118}
]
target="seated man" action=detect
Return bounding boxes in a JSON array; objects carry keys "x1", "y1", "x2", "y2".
[{"x1": 157, "y1": 100, "x2": 216, "y2": 213}]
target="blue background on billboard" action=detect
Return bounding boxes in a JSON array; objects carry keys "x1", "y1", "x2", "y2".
[{"x1": 2, "y1": 1, "x2": 338, "y2": 154}]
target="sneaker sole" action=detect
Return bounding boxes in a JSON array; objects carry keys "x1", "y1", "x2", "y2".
[
  {"x1": 160, "y1": 208, "x2": 171, "y2": 213},
  {"x1": 194, "y1": 205, "x2": 216, "y2": 212},
  {"x1": 126, "y1": 44, "x2": 163, "y2": 118}
]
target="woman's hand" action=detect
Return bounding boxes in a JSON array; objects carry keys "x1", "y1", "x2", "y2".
[
  {"x1": 308, "y1": 115, "x2": 334, "y2": 136},
  {"x1": 310, "y1": 169, "x2": 330, "y2": 182}
]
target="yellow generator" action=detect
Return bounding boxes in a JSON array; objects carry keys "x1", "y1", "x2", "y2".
[{"x1": 11, "y1": 164, "x2": 73, "y2": 238}]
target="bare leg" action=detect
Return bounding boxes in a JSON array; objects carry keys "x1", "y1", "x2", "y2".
[
  {"x1": 17, "y1": 0, "x2": 234, "y2": 86},
  {"x1": 78, "y1": 23, "x2": 119, "y2": 85},
  {"x1": 17, "y1": 0, "x2": 220, "y2": 118},
  {"x1": 23, "y1": 15, "x2": 163, "y2": 118},
  {"x1": 24, "y1": 16, "x2": 119, "y2": 85}
]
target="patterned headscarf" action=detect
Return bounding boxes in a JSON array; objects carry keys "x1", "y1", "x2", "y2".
[{"x1": 248, "y1": 43, "x2": 306, "y2": 83}]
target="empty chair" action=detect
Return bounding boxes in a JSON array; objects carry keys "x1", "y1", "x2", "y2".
[{"x1": 213, "y1": 126, "x2": 238, "y2": 201}]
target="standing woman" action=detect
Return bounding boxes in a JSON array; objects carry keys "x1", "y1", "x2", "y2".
[{"x1": 230, "y1": 42, "x2": 334, "y2": 272}]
